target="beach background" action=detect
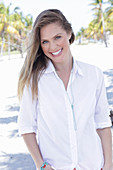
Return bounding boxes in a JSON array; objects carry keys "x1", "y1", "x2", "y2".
[{"x1": 0, "y1": 43, "x2": 113, "y2": 169}]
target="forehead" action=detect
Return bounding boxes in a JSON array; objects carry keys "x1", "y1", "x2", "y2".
[{"x1": 40, "y1": 22, "x2": 66, "y2": 38}]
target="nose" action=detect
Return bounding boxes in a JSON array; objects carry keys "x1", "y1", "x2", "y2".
[{"x1": 49, "y1": 41, "x2": 57, "y2": 52}]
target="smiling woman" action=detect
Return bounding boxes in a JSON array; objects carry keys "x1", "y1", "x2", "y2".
[
  {"x1": 18, "y1": 9, "x2": 75, "y2": 100},
  {"x1": 17, "y1": 9, "x2": 112, "y2": 170}
]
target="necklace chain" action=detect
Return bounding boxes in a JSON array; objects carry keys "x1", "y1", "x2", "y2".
[{"x1": 66, "y1": 69, "x2": 77, "y2": 131}]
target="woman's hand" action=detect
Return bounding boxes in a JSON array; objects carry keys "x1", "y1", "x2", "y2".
[
  {"x1": 103, "y1": 164, "x2": 112, "y2": 170},
  {"x1": 45, "y1": 164, "x2": 55, "y2": 170}
]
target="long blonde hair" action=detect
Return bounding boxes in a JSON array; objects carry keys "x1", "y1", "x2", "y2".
[{"x1": 18, "y1": 9, "x2": 75, "y2": 100}]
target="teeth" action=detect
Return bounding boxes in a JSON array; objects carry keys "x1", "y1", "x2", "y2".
[{"x1": 52, "y1": 49, "x2": 61, "y2": 55}]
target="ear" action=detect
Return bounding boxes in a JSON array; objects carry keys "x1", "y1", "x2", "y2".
[{"x1": 68, "y1": 32, "x2": 72, "y2": 40}]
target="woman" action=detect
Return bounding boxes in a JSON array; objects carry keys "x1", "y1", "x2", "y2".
[{"x1": 18, "y1": 9, "x2": 112, "y2": 170}]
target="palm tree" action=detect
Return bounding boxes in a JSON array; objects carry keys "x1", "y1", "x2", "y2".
[
  {"x1": 24, "y1": 14, "x2": 33, "y2": 30},
  {"x1": 85, "y1": 20, "x2": 98, "y2": 42},
  {"x1": 105, "y1": 0, "x2": 113, "y2": 17},
  {"x1": 0, "y1": 3, "x2": 10, "y2": 55},
  {"x1": 76, "y1": 31, "x2": 82, "y2": 44},
  {"x1": 89, "y1": 0, "x2": 108, "y2": 47},
  {"x1": 0, "y1": 3, "x2": 20, "y2": 56},
  {"x1": 105, "y1": 0, "x2": 113, "y2": 34},
  {"x1": 10, "y1": 11, "x2": 25, "y2": 57},
  {"x1": 76, "y1": 27, "x2": 87, "y2": 44},
  {"x1": 0, "y1": 3, "x2": 33, "y2": 57},
  {"x1": 11, "y1": 10, "x2": 33, "y2": 57}
]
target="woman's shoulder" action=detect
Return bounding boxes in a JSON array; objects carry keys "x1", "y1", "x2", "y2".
[
  {"x1": 76, "y1": 60, "x2": 103, "y2": 74},
  {"x1": 75, "y1": 60, "x2": 104, "y2": 82}
]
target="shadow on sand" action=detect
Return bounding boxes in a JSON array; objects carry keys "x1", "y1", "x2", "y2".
[
  {"x1": 0, "y1": 152, "x2": 36, "y2": 170},
  {"x1": 104, "y1": 69, "x2": 113, "y2": 107},
  {"x1": 0, "y1": 95, "x2": 36, "y2": 170},
  {"x1": 0, "y1": 116, "x2": 17, "y2": 124}
]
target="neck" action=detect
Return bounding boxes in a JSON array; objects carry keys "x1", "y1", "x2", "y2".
[{"x1": 53, "y1": 55, "x2": 73, "y2": 73}]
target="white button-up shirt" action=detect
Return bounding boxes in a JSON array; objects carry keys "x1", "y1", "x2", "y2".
[{"x1": 18, "y1": 57, "x2": 112, "y2": 170}]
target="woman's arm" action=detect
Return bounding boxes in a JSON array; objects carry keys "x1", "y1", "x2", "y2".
[
  {"x1": 22, "y1": 133, "x2": 54, "y2": 170},
  {"x1": 97, "y1": 127, "x2": 112, "y2": 170},
  {"x1": 22, "y1": 133, "x2": 44, "y2": 169}
]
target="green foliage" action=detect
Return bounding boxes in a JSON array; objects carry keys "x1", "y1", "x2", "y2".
[
  {"x1": 0, "y1": 2, "x2": 33, "y2": 54},
  {"x1": 76, "y1": 0, "x2": 113, "y2": 45}
]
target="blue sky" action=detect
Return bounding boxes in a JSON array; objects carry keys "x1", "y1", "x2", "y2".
[{"x1": 2, "y1": 0, "x2": 94, "y2": 33}]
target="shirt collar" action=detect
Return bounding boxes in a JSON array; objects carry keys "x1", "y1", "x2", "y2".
[
  {"x1": 72, "y1": 57, "x2": 84, "y2": 77},
  {"x1": 44, "y1": 59, "x2": 56, "y2": 74},
  {"x1": 44, "y1": 57, "x2": 84, "y2": 77}
]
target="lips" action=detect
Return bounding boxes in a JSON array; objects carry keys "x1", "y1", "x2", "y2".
[{"x1": 51, "y1": 49, "x2": 63, "y2": 57}]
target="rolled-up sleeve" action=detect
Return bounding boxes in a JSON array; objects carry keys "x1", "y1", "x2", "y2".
[
  {"x1": 94, "y1": 68, "x2": 112, "y2": 129},
  {"x1": 18, "y1": 85, "x2": 38, "y2": 136}
]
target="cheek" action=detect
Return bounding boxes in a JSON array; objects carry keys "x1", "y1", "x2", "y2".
[
  {"x1": 61, "y1": 37, "x2": 70, "y2": 46},
  {"x1": 58, "y1": 39, "x2": 66, "y2": 47},
  {"x1": 41, "y1": 45, "x2": 48, "y2": 53}
]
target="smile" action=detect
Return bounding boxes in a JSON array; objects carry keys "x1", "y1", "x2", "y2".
[{"x1": 52, "y1": 49, "x2": 62, "y2": 56}]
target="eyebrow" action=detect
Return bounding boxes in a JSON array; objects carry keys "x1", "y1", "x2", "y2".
[{"x1": 41, "y1": 33, "x2": 63, "y2": 41}]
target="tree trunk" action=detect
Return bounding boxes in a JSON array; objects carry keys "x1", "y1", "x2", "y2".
[
  {"x1": 100, "y1": 2, "x2": 108, "y2": 47},
  {"x1": 0, "y1": 29, "x2": 5, "y2": 56},
  {"x1": 8, "y1": 34, "x2": 11, "y2": 59},
  {"x1": 19, "y1": 29, "x2": 23, "y2": 58},
  {"x1": 18, "y1": 40, "x2": 23, "y2": 58},
  {"x1": 0, "y1": 25, "x2": 6, "y2": 56},
  {"x1": 102, "y1": 15, "x2": 108, "y2": 47}
]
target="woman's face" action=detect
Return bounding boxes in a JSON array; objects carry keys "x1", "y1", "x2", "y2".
[{"x1": 40, "y1": 22, "x2": 71, "y2": 65}]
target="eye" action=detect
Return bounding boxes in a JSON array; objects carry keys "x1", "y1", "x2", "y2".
[
  {"x1": 42, "y1": 40, "x2": 48, "y2": 44},
  {"x1": 55, "y1": 36, "x2": 61, "y2": 40}
]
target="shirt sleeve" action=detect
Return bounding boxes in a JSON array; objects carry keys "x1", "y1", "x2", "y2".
[
  {"x1": 94, "y1": 67, "x2": 112, "y2": 129},
  {"x1": 18, "y1": 85, "x2": 38, "y2": 136}
]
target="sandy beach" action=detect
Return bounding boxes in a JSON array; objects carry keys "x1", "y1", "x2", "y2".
[{"x1": 0, "y1": 43, "x2": 113, "y2": 169}]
